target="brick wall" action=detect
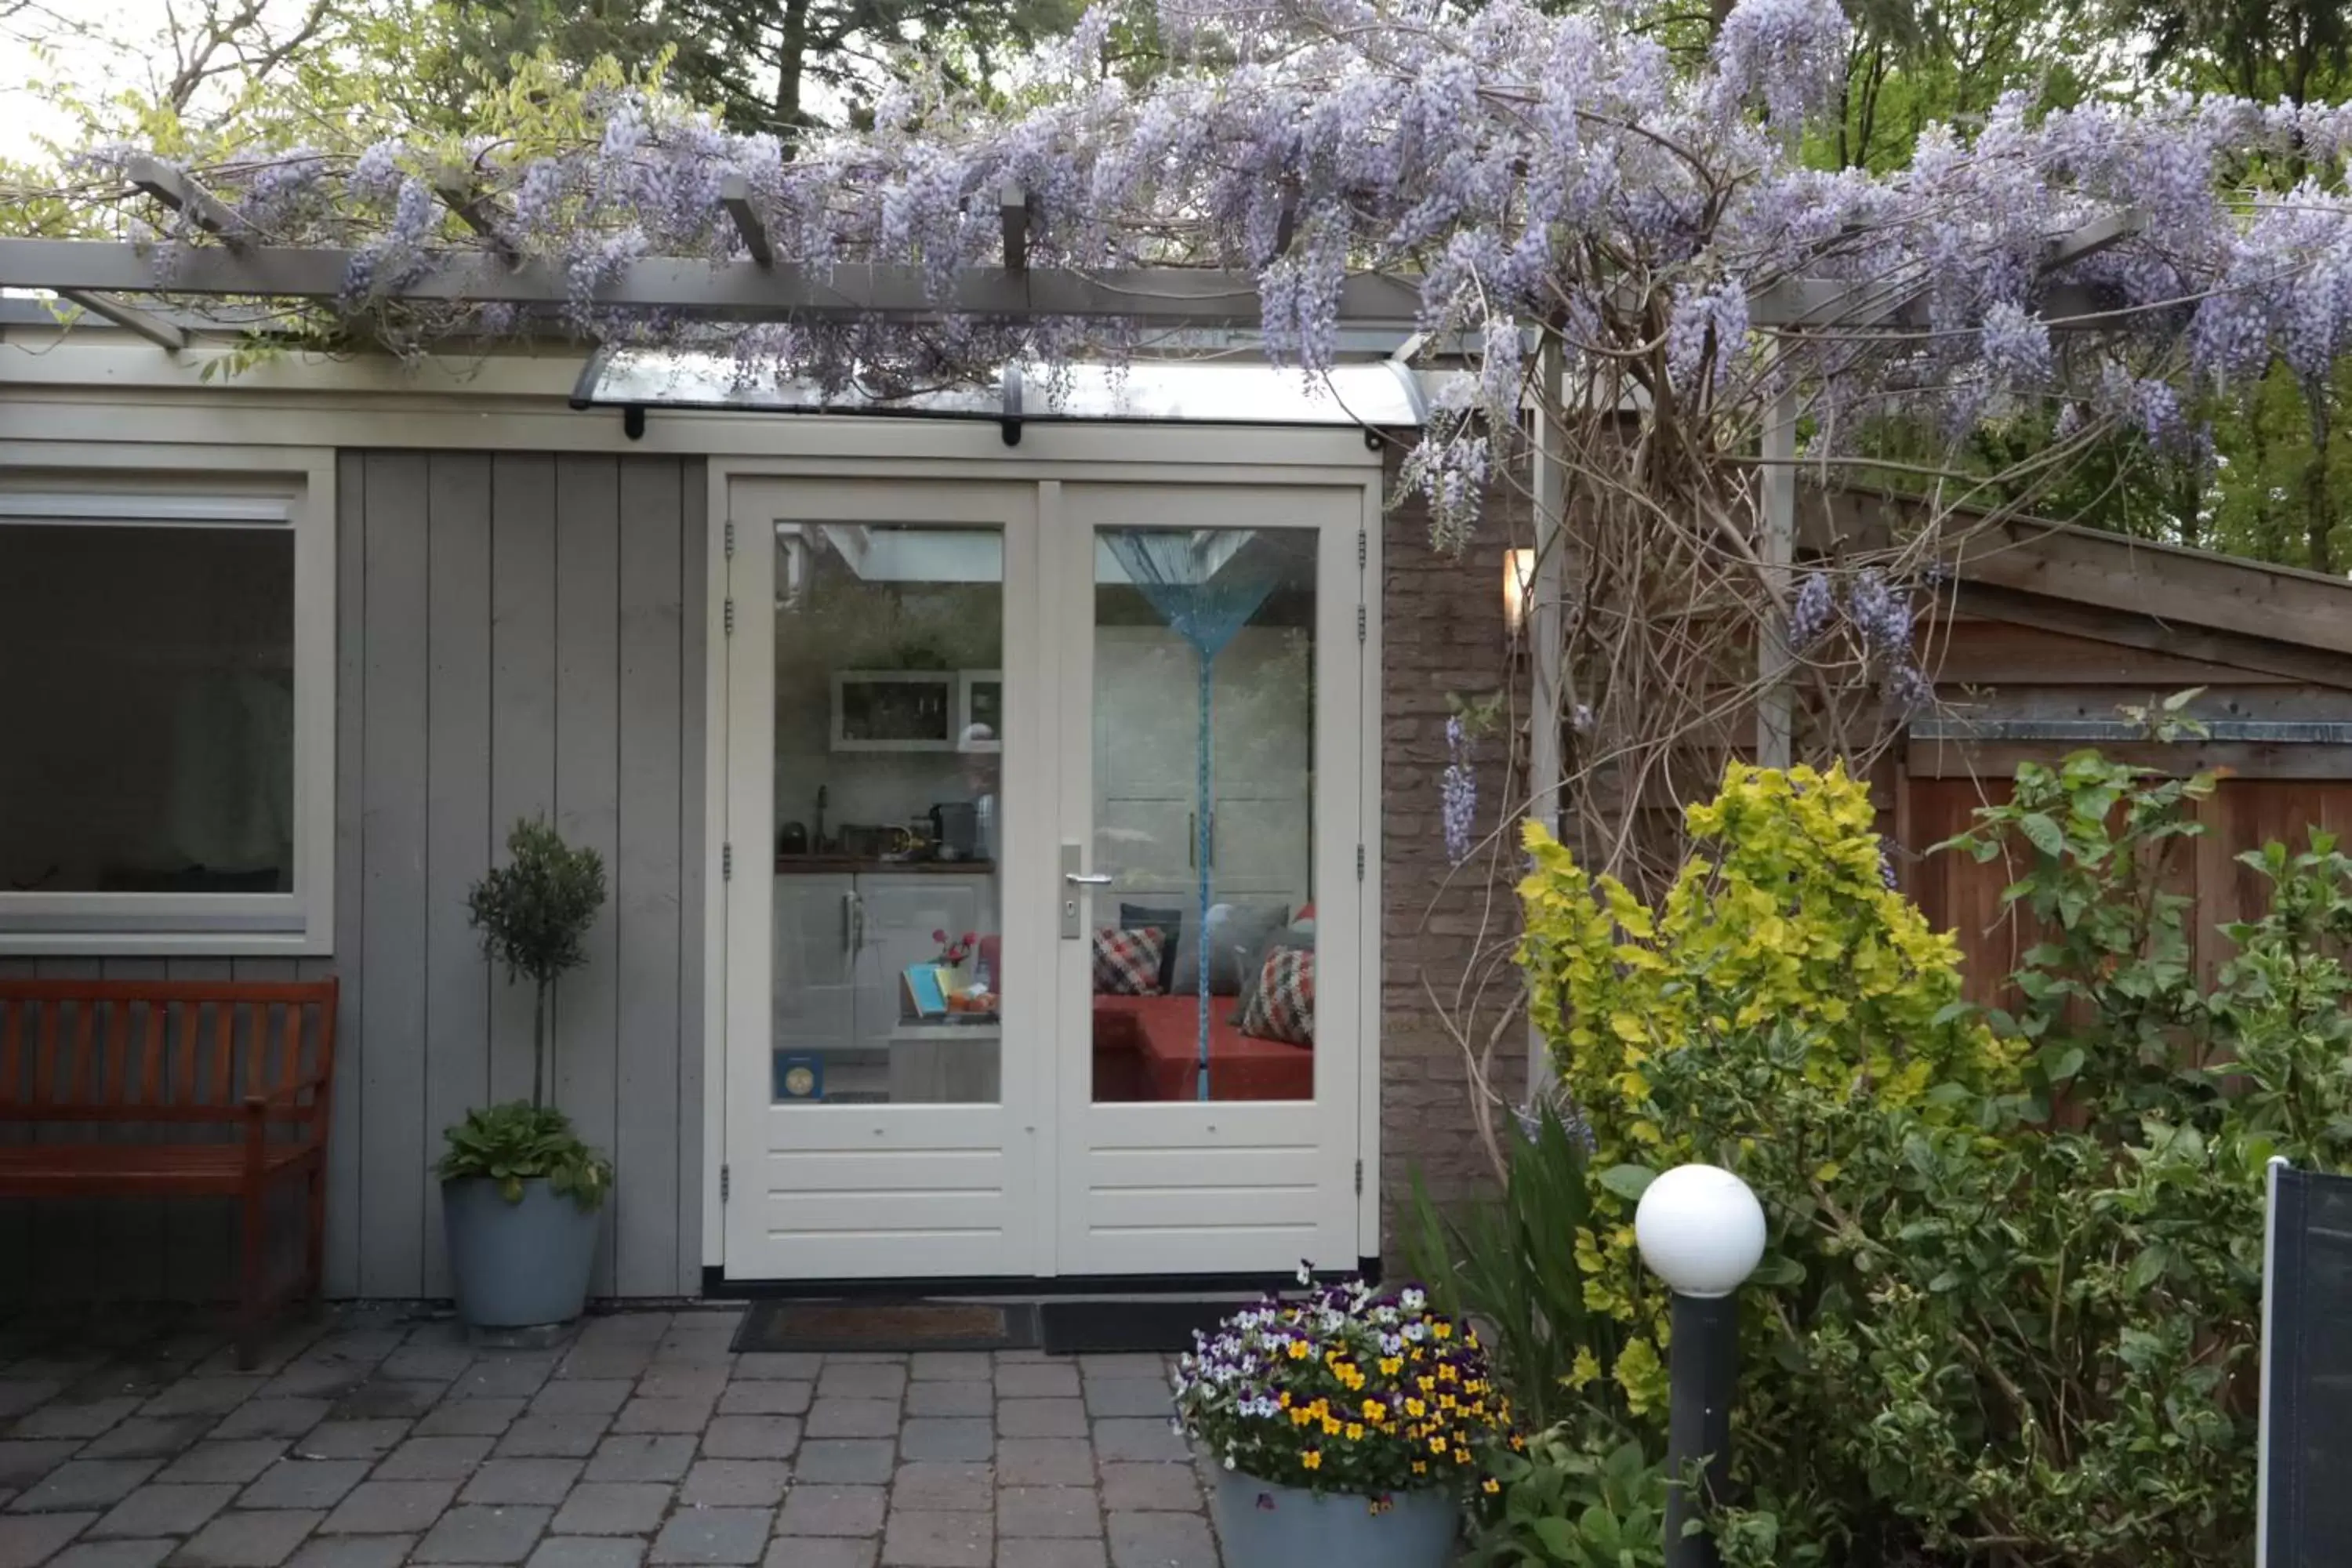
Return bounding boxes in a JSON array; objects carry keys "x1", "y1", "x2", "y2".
[{"x1": 1376, "y1": 452, "x2": 1530, "y2": 1256}]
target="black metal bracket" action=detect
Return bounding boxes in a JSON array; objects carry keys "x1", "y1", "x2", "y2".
[
  {"x1": 622, "y1": 405, "x2": 647, "y2": 441},
  {"x1": 999, "y1": 361, "x2": 1024, "y2": 447}
]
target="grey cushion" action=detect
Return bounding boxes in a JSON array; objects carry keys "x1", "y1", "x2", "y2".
[{"x1": 1166, "y1": 901, "x2": 1290, "y2": 996}]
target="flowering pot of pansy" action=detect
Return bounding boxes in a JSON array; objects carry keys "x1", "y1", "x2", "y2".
[{"x1": 1172, "y1": 1275, "x2": 1517, "y2": 1568}]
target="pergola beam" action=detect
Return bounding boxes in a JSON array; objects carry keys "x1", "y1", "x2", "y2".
[
  {"x1": 434, "y1": 169, "x2": 518, "y2": 264},
  {"x1": 124, "y1": 156, "x2": 247, "y2": 247},
  {"x1": 55, "y1": 289, "x2": 187, "y2": 350},
  {"x1": 719, "y1": 173, "x2": 773, "y2": 268},
  {"x1": 1000, "y1": 184, "x2": 1029, "y2": 274}
]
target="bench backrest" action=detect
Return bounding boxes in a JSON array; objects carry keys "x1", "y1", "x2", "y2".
[{"x1": 0, "y1": 979, "x2": 339, "y2": 1136}]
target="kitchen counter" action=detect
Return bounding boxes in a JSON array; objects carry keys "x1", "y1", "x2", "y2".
[{"x1": 774, "y1": 856, "x2": 996, "y2": 875}]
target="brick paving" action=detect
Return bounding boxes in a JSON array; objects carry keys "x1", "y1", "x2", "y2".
[{"x1": 0, "y1": 1310, "x2": 1224, "y2": 1568}]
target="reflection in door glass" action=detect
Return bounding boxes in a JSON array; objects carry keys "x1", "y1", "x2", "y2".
[
  {"x1": 771, "y1": 524, "x2": 1003, "y2": 1106},
  {"x1": 1089, "y1": 528, "x2": 1316, "y2": 1104}
]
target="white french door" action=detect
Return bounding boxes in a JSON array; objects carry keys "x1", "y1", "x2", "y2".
[{"x1": 722, "y1": 471, "x2": 1365, "y2": 1283}]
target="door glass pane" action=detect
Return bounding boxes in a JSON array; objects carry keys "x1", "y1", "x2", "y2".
[
  {"x1": 772, "y1": 523, "x2": 1003, "y2": 1106},
  {"x1": 0, "y1": 523, "x2": 296, "y2": 894},
  {"x1": 1090, "y1": 527, "x2": 1317, "y2": 1104}
]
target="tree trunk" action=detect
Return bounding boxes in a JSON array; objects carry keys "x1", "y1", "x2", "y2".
[
  {"x1": 775, "y1": 0, "x2": 811, "y2": 142},
  {"x1": 532, "y1": 979, "x2": 547, "y2": 1111},
  {"x1": 2307, "y1": 387, "x2": 2336, "y2": 575}
]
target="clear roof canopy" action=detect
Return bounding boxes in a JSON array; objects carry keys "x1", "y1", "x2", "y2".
[{"x1": 579, "y1": 350, "x2": 1441, "y2": 429}]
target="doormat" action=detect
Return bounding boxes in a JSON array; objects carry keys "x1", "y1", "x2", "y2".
[
  {"x1": 731, "y1": 1300, "x2": 1040, "y2": 1354},
  {"x1": 1037, "y1": 1300, "x2": 1236, "y2": 1356}
]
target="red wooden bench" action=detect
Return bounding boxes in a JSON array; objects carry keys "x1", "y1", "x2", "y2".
[{"x1": 0, "y1": 978, "x2": 339, "y2": 1366}]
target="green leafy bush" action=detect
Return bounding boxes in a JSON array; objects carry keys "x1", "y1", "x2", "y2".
[
  {"x1": 1466, "y1": 1426, "x2": 1666, "y2": 1568},
  {"x1": 438, "y1": 1102, "x2": 614, "y2": 1209},
  {"x1": 1502, "y1": 754, "x2": 2352, "y2": 1567}
]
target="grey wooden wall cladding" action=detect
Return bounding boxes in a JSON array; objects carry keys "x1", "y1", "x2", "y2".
[{"x1": 0, "y1": 452, "x2": 709, "y2": 1302}]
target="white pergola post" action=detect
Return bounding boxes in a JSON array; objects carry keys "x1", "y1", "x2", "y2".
[
  {"x1": 1757, "y1": 378, "x2": 1798, "y2": 770},
  {"x1": 1526, "y1": 335, "x2": 1568, "y2": 1100}
]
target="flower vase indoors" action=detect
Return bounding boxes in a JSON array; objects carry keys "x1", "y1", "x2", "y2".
[
  {"x1": 1174, "y1": 1272, "x2": 1519, "y2": 1568},
  {"x1": 441, "y1": 818, "x2": 611, "y2": 1333}
]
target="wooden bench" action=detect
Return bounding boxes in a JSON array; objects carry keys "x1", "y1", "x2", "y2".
[{"x1": 0, "y1": 978, "x2": 339, "y2": 1365}]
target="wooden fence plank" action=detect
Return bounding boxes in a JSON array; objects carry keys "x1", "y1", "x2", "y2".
[
  {"x1": 488, "y1": 453, "x2": 559, "y2": 1109},
  {"x1": 325, "y1": 448, "x2": 367, "y2": 1298},
  {"x1": 677, "y1": 462, "x2": 710, "y2": 1293}
]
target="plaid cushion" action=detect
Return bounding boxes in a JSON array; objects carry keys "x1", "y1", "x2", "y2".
[
  {"x1": 1239, "y1": 947, "x2": 1314, "y2": 1044},
  {"x1": 1093, "y1": 926, "x2": 1167, "y2": 996}
]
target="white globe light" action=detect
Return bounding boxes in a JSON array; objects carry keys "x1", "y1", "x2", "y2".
[{"x1": 1633, "y1": 1163, "x2": 1766, "y2": 1298}]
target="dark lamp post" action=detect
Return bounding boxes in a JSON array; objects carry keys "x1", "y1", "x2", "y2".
[{"x1": 1635, "y1": 1163, "x2": 1766, "y2": 1568}]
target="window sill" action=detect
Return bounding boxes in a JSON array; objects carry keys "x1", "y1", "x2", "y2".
[{"x1": 0, "y1": 930, "x2": 331, "y2": 960}]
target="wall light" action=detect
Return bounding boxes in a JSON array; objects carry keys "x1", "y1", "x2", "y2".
[{"x1": 1503, "y1": 547, "x2": 1536, "y2": 637}]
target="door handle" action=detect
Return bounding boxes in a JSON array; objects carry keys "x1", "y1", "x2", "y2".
[{"x1": 1065, "y1": 873, "x2": 1114, "y2": 886}]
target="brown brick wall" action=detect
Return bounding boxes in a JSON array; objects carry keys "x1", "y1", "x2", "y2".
[{"x1": 1376, "y1": 453, "x2": 1529, "y2": 1259}]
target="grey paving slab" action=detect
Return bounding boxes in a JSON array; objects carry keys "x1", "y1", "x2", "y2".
[
  {"x1": 810, "y1": 1369, "x2": 901, "y2": 1405},
  {"x1": 996, "y1": 1486, "x2": 1101, "y2": 1541},
  {"x1": 88, "y1": 1485, "x2": 238, "y2": 1539},
  {"x1": 324, "y1": 1388, "x2": 441, "y2": 1425},
  {"x1": 49, "y1": 1538, "x2": 176, "y2": 1568},
  {"x1": 254, "y1": 1371, "x2": 365, "y2": 1406},
  {"x1": 608, "y1": 1403, "x2": 710, "y2": 1439},
  {"x1": 416, "y1": 1402, "x2": 524, "y2": 1439},
  {"x1": 208, "y1": 1406, "x2": 328, "y2": 1444},
  {"x1": 633, "y1": 1374, "x2": 724, "y2": 1406},
  {"x1": 712, "y1": 1386, "x2": 808, "y2": 1420},
  {"x1": 801, "y1": 1406, "x2": 895, "y2": 1443},
  {"x1": 758, "y1": 1541, "x2": 873, "y2": 1568},
  {"x1": 1094, "y1": 1468, "x2": 1196, "y2": 1515},
  {"x1": 412, "y1": 1504, "x2": 554, "y2": 1565},
  {"x1": 699, "y1": 1421, "x2": 800, "y2": 1464},
  {"x1": 459, "y1": 1461, "x2": 583, "y2": 1508},
  {"x1": 9, "y1": 1461, "x2": 165, "y2": 1514},
  {"x1": 1073, "y1": 1361, "x2": 1164, "y2": 1382},
  {"x1": 377, "y1": 1351, "x2": 472, "y2": 1386},
  {"x1": 996, "y1": 1542, "x2": 1109, "y2": 1568},
  {"x1": 993, "y1": 1443, "x2": 1094, "y2": 1488},
  {"x1": 772, "y1": 1487, "x2": 884, "y2": 1540},
  {"x1": 876, "y1": 1511, "x2": 989, "y2": 1568},
  {"x1": 155, "y1": 1448, "x2": 286, "y2": 1489},
  {"x1": 11, "y1": 1401, "x2": 140, "y2": 1442},
  {"x1": 0, "y1": 1388, "x2": 64, "y2": 1423},
  {"x1": 676, "y1": 1463, "x2": 788, "y2": 1509},
  {"x1": 524, "y1": 1386, "x2": 629, "y2": 1421},
  {"x1": 582, "y1": 1440, "x2": 694, "y2": 1486},
  {"x1": 547, "y1": 1352, "x2": 652, "y2": 1385},
  {"x1": 994, "y1": 1367, "x2": 1077, "y2": 1402},
  {"x1": 375, "y1": 1439, "x2": 497, "y2": 1483},
  {"x1": 646, "y1": 1509, "x2": 770, "y2": 1566},
  {"x1": 727, "y1": 1359, "x2": 818, "y2": 1385},
  {"x1": 548, "y1": 1486, "x2": 672, "y2": 1538},
  {"x1": 78, "y1": 1421, "x2": 215, "y2": 1463},
  {"x1": 169, "y1": 1509, "x2": 325, "y2": 1568},
  {"x1": 886, "y1": 1467, "x2": 988, "y2": 1515},
  {"x1": 898, "y1": 1387, "x2": 986, "y2": 1421},
  {"x1": 903, "y1": 1358, "x2": 989, "y2": 1385},
  {"x1": 1079, "y1": 1385, "x2": 1170, "y2": 1421},
  {"x1": 525, "y1": 1539, "x2": 644, "y2": 1568},
  {"x1": 0, "y1": 1443, "x2": 82, "y2": 1490},
  {"x1": 894, "y1": 1426, "x2": 987, "y2": 1466},
  {"x1": 280, "y1": 1535, "x2": 414, "y2": 1568},
  {"x1": 287, "y1": 1428, "x2": 404, "y2": 1465},
  {"x1": 316, "y1": 1480, "x2": 460, "y2": 1536},
  {"x1": 492, "y1": 1421, "x2": 604, "y2": 1462},
  {"x1": 236, "y1": 1463, "x2": 370, "y2": 1513},
  {"x1": 1105, "y1": 1513, "x2": 1216, "y2": 1568},
  {"x1": 0, "y1": 1513, "x2": 97, "y2": 1568},
  {"x1": 140, "y1": 1385, "x2": 257, "y2": 1422},
  {"x1": 524, "y1": 1538, "x2": 644, "y2": 1568},
  {"x1": 786, "y1": 1446, "x2": 892, "y2": 1488},
  {"x1": 996, "y1": 1404, "x2": 1086, "y2": 1441},
  {"x1": 1088, "y1": 1425, "x2": 1185, "y2": 1465}
]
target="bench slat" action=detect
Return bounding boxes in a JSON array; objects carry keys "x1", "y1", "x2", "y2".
[
  {"x1": 104, "y1": 1000, "x2": 129, "y2": 1107},
  {"x1": 141, "y1": 1002, "x2": 165, "y2": 1105},
  {"x1": 1, "y1": 998, "x2": 20, "y2": 1109},
  {"x1": 173, "y1": 1000, "x2": 198, "y2": 1105},
  {"x1": 34, "y1": 1000, "x2": 58, "y2": 1107},
  {"x1": 212, "y1": 1003, "x2": 234, "y2": 1104}
]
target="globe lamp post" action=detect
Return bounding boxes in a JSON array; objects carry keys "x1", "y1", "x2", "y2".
[{"x1": 1635, "y1": 1163, "x2": 1766, "y2": 1568}]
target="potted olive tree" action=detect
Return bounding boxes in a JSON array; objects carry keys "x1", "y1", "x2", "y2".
[{"x1": 441, "y1": 817, "x2": 611, "y2": 1332}]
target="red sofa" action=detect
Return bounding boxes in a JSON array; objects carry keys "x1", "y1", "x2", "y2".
[{"x1": 1091, "y1": 994, "x2": 1312, "y2": 1101}]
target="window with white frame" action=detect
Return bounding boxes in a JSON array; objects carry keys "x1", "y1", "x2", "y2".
[{"x1": 0, "y1": 477, "x2": 334, "y2": 953}]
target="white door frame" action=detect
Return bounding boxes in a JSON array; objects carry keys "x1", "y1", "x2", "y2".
[{"x1": 702, "y1": 434, "x2": 1386, "y2": 1283}]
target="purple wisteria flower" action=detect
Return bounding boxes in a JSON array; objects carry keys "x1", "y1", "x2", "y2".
[{"x1": 1441, "y1": 716, "x2": 1475, "y2": 866}]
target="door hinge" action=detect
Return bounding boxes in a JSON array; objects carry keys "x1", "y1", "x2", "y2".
[
  {"x1": 720, "y1": 1164, "x2": 731, "y2": 1203},
  {"x1": 724, "y1": 520, "x2": 737, "y2": 559},
  {"x1": 1356, "y1": 844, "x2": 1366, "y2": 880},
  {"x1": 1356, "y1": 528, "x2": 1367, "y2": 568},
  {"x1": 724, "y1": 597, "x2": 736, "y2": 637},
  {"x1": 1354, "y1": 1159, "x2": 1364, "y2": 1196},
  {"x1": 722, "y1": 842, "x2": 733, "y2": 881},
  {"x1": 1356, "y1": 604, "x2": 1367, "y2": 643}
]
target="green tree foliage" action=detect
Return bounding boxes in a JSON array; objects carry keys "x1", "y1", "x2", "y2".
[{"x1": 466, "y1": 816, "x2": 607, "y2": 1112}]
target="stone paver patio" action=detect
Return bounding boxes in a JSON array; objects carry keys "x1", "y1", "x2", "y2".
[{"x1": 0, "y1": 1308, "x2": 1224, "y2": 1568}]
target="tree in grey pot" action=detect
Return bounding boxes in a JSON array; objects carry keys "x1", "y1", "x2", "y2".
[
  {"x1": 441, "y1": 817, "x2": 611, "y2": 1331},
  {"x1": 1173, "y1": 1272, "x2": 1518, "y2": 1568}
]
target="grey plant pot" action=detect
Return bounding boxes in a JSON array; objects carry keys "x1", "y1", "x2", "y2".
[
  {"x1": 1209, "y1": 1465, "x2": 1460, "y2": 1568},
  {"x1": 442, "y1": 1176, "x2": 601, "y2": 1330}
]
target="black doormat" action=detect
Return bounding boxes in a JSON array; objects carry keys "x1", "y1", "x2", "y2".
[
  {"x1": 732, "y1": 1299, "x2": 1040, "y2": 1354},
  {"x1": 1037, "y1": 1299, "x2": 1236, "y2": 1356}
]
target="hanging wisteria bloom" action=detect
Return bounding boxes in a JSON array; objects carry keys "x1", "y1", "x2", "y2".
[{"x1": 1441, "y1": 717, "x2": 1476, "y2": 866}]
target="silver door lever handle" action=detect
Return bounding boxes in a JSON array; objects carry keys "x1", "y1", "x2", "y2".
[{"x1": 1065, "y1": 873, "x2": 1114, "y2": 885}]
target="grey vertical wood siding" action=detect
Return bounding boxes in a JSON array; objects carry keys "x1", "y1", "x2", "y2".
[{"x1": 1, "y1": 452, "x2": 710, "y2": 1302}]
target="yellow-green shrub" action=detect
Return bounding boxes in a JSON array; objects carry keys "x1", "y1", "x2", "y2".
[{"x1": 1515, "y1": 762, "x2": 2018, "y2": 1411}]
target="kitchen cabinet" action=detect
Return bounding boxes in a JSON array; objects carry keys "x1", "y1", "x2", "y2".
[{"x1": 771, "y1": 866, "x2": 996, "y2": 1103}]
